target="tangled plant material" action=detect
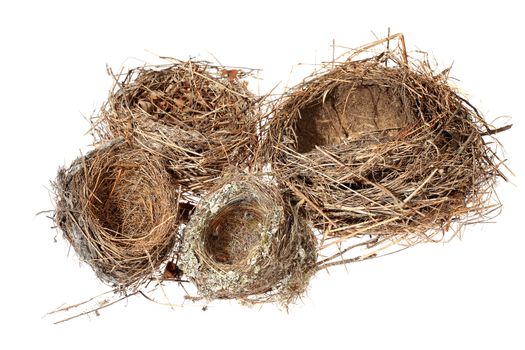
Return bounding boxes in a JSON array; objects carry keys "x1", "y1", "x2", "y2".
[
  {"x1": 94, "y1": 59, "x2": 260, "y2": 200},
  {"x1": 47, "y1": 36, "x2": 510, "y2": 319},
  {"x1": 180, "y1": 173, "x2": 317, "y2": 305},
  {"x1": 54, "y1": 139, "x2": 179, "y2": 289},
  {"x1": 262, "y1": 34, "x2": 508, "y2": 265}
]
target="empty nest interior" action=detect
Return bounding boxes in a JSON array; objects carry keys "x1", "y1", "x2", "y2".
[
  {"x1": 93, "y1": 59, "x2": 260, "y2": 199},
  {"x1": 54, "y1": 139, "x2": 179, "y2": 289},
  {"x1": 263, "y1": 37, "x2": 506, "y2": 265},
  {"x1": 180, "y1": 174, "x2": 317, "y2": 305}
]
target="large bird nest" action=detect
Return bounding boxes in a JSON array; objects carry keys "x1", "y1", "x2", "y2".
[
  {"x1": 93, "y1": 59, "x2": 260, "y2": 200},
  {"x1": 262, "y1": 34, "x2": 508, "y2": 260},
  {"x1": 53, "y1": 139, "x2": 179, "y2": 290},
  {"x1": 180, "y1": 173, "x2": 317, "y2": 305}
]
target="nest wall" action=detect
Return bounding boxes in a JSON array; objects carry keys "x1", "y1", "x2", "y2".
[
  {"x1": 179, "y1": 174, "x2": 317, "y2": 305},
  {"x1": 54, "y1": 139, "x2": 179, "y2": 289},
  {"x1": 262, "y1": 50, "x2": 503, "y2": 249},
  {"x1": 94, "y1": 60, "x2": 261, "y2": 199}
]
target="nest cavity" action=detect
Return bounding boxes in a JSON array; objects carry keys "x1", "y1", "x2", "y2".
[
  {"x1": 180, "y1": 174, "x2": 317, "y2": 305},
  {"x1": 263, "y1": 49, "x2": 504, "y2": 246},
  {"x1": 53, "y1": 139, "x2": 179, "y2": 289},
  {"x1": 94, "y1": 60, "x2": 260, "y2": 198}
]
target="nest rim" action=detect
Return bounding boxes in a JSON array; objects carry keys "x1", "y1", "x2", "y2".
[
  {"x1": 262, "y1": 45, "x2": 505, "y2": 259},
  {"x1": 92, "y1": 59, "x2": 262, "y2": 201},
  {"x1": 54, "y1": 139, "x2": 180, "y2": 289},
  {"x1": 180, "y1": 173, "x2": 317, "y2": 305}
]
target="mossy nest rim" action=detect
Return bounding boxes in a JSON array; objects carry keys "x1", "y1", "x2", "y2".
[
  {"x1": 180, "y1": 174, "x2": 318, "y2": 305},
  {"x1": 53, "y1": 139, "x2": 179, "y2": 289}
]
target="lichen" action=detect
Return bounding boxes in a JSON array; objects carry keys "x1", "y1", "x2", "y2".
[{"x1": 179, "y1": 176, "x2": 317, "y2": 305}]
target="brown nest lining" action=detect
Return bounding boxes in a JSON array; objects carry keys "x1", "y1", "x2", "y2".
[
  {"x1": 53, "y1": 139, "x2": 179, "y2": 289},
  {"x1": 94, "y1": 59, "x2": 260, "y2": 199},
  {"x1": 180, "y1": 174, "x2": 317, "y2": 305},
  {"x1": 263, "y1": 35, "x2": 507, "y2": 254}
]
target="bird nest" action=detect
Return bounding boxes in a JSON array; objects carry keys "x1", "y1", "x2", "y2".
[
  {"x1": 262, "y1": 34, "x2": 507, "y2": 254},
  {"x1": 53, "y1": 139, "x2": 179, "y2": 289},
  {"x1": 93, "y1": 59, "x2": 260, "y2": 199},
  {"x1": 47, "y1": 36, "x2": 511, "y2": 318},
  {"x1": 179, "y1": 173, "x2": 317, "y2": 305}
]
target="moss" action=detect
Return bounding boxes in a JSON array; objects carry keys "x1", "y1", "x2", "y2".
[{"x1": 179, "y1": 175, "x2": 317, "y2": 305}]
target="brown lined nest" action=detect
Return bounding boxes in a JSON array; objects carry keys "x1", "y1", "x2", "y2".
[
  {"x1": 179, "y1": 173, "x2": 317, "y2": 305},
  {"x1": 53, "y1": 139, "x2": 179, "y2": 289},
  {"x1": 93, "y1": 59, "x2": 260, "y2": 199},
  {"x1": 262, "y1": 35, "x2": 508, "y2": 256}
]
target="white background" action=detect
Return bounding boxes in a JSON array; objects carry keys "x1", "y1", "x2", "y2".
[{"x1": 1, "y1": 1, "x2": 523, "y2": 349}]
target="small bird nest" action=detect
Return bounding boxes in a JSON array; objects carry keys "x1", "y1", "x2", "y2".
[
  {"x1": 263, "y1": 34, "x2": 507, "y2": 250},
  {"x1": 93, "y1": 59, "x2": 260, "y2": 199},
  {"x1": 179, "y1": 173, "x2": 317, "y2": 305},
  {"x1": 53, "y1": 139, "x2": 179, "y2": 289}
]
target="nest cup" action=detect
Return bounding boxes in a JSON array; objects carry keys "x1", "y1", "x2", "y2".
[
  {"x1": 180, "y1": 174, "x2": 317, "y2": 305},
  {"x1": 95, "y1": 60, "x2": 260, "y2": 199},
  {"x1": 54, "y1": 139, "x2": 179, "y2": 289},
  {"x1": 263, "y1": 39, "x2": 504, "y2": 248}
]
